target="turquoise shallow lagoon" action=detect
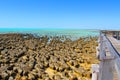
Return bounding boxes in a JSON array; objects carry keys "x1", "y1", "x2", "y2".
[{"x1": 0, "y1": 28, "x2": 99, "y2": 40}]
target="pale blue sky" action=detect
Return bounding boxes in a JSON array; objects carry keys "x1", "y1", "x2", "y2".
[{"x1": 0, "y1": 0, "x2": 120, "y2": 29}]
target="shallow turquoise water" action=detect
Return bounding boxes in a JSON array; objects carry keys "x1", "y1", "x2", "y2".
[{"x1": 0, "y1": 28, "x2": 99, "y2": 40}]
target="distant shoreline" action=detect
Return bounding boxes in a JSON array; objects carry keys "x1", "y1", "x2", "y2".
[{"x1": 0, "y1": 29, "x2": 99, "y2": 38}]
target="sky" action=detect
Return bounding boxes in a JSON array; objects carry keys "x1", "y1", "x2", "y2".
[{"x1": 0, "y1": 0, "x2": 120, "y2": 30}]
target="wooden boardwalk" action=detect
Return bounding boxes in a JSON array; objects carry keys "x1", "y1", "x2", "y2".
[
  {"x1": 107, "y1": 35, "x2": 120, "y2": 53},
  {"x1": 98, "y1": 34, "x2": 114, "y2": 80},
  {"x1": 96, "y1": 33, "x2": 120, "y2": 80},
  {"x1": 107, "y1": 35, "x2": 120, "y2": 80}
]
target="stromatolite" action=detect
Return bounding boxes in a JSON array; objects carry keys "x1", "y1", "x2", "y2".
[{"x1": 0, "y1": 33, "x2": 99, "y2": 80}]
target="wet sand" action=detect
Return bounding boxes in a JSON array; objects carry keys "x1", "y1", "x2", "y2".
[{"x1": 0, "y1": 33, "x2": 99, "y2": 80}]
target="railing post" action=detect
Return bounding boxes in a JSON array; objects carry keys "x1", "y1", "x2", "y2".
[{"x1": 92, "y1": 64, "x2": 99, "y2": 80}]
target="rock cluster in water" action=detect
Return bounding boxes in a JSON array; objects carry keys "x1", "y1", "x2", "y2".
[{"x1": 0, "y1": 33, "x2": 99, "y2": 80}]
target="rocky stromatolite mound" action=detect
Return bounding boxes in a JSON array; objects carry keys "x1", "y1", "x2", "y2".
[{"x1": 0, "y1": 33, "x2": 99, "y2": 80}]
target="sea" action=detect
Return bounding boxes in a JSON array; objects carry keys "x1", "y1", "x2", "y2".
[{"x1": 0, "y1": 28, "x2": 100, "y2": 40}]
